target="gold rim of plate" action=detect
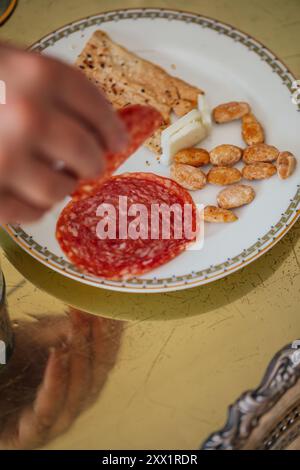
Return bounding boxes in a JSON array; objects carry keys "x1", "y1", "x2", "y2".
[{"x1": 0, "y1": 0, "x2": 17, "y2": 25}]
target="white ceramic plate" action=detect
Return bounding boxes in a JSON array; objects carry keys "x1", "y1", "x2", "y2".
[{"x1": 4, "y1": 8, "x2": 300, "y2": 293}]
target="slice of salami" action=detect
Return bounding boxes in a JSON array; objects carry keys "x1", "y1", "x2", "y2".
[
  {"x1": 57, "y1": 172, "x2": 197, "y2": 280},
  {"x1": 72, "y1": 105, "x2": 162, "y2": 200}
]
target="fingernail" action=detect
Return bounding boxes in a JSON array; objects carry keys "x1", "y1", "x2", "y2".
[{"x1": 49, "y1": 345, "x2": 69, "y2": 369}]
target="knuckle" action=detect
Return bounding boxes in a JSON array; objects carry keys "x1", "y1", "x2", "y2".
[
  {"x1": 73, "y1": 133, "x2": 102, "y2": 176},
  {"x1": 13, "y1": 98, "x2": 45, "y2": 136},
  {"x1": 35, "y1": 414, "x2": 55, "y2": 433},
  {"x1": 72, "y1": 132, "x2": 91, "y2": 158},
  {"x1": 24, "y1": 54, "x2": 54, "y2": 85}
]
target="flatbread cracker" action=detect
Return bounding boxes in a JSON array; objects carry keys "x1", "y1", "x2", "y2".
[{"x1": 76, "y1": 30, "x2": 204, "y2": 154}]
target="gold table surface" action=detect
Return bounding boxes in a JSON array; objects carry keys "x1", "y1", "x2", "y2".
[{"x1": 0, "y1": 0, "x2": 299, "y2": 450}]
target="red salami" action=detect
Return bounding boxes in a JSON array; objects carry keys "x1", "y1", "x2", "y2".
[
  {"x1": 72, "y1": 105, "x2": 162, "y2": 200},
  {"x1": 57, "y1": 173, "x2": 197, "y2": 280}
]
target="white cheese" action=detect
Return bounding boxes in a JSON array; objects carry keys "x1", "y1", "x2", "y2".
[{"x1": 161, "y1": 98, "x2": 211, "y2": 165}]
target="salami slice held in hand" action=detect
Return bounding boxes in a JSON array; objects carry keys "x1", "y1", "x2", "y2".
[
  {"x1": 57, "y1": 173, "x2": 198, "y2": 280},
  {"x1": 73, "y1": 104, "x2": 163, "y2": 200}
]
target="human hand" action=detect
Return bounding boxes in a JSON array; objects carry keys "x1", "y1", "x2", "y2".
[
  {"x1": 0, "y1": 43, "x2": 127, "y2": 223},
  {"x1": 0, "y1": 308, "x2": 123, "y2": 449}
]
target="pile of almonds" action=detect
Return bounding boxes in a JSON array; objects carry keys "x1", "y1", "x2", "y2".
[{"x1": 170, "y1": 101, "x2": 297, "y2": 223}]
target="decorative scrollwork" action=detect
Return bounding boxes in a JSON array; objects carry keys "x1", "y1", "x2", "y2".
[{"x1": 201, "y1": 343, "x2": 300, "y2": 449}]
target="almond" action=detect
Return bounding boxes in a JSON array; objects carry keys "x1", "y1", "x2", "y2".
[
  {"x1": 277, "y1": 151, "x2": 297, "y2": 179},
  {"x1": 217, "y1": 184, "x2": 255, "y2": 209},
  {"x1": 170, "y1": 163, "x2": 206, "y2": 190},
  {"x1": 210, "y1": 144, "x2": 242, "y2": 166},
  {"x1": 243, "y1": 144, "x2": 279, "y2": 163},
  {"x1": 207, "y1": 166, "x2": 242, "y2": 185},
  {"x1": 213, "y1": 101, "x2": 251, "y2": 123},
  {"x1": 203, "y1": 205, "x2": 238, "y2": 223},
  {"x1": 242, "y1": 162, "x2": 276, "y2": 180},
  {"x1": 242, "y1": 112, "x2": 265, "y2": 145},
  {"x1": 173, "y1": 148, "x2": 210, "y2": 166}
]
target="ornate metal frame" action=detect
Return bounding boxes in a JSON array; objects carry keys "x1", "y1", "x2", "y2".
[{"x1": 201, "y1": 342, "x2": 300, "y2": 450}]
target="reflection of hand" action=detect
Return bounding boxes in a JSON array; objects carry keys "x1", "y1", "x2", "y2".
[
  {"x1": 0, "y1": 309, "x2": 123, "y2": 449},
  {"x1": 0, "y1": 43, "x2": 128, "y2": 224}
]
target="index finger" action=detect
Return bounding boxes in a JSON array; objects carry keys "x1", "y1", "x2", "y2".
[{"x1": 21, "y1": 52, "x2": 129, "y2": 153}]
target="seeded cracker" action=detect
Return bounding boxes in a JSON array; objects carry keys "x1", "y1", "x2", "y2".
[{"x1": 76, "y1": 30, "x2": 204, "y2": 154}]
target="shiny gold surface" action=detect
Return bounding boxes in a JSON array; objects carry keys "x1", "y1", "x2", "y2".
[{"x1": 0, "y1": 0, "x2": 299, "y2": 450}]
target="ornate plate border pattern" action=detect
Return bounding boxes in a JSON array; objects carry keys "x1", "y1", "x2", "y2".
[{"x1": 5, "y1": 8, "x2": 300, "y2": 291}]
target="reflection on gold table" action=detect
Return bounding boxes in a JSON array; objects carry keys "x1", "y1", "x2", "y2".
[
  {"x1": 0, "y1": 0, "x2": 299, "y2": 450},
  {"x1": 0, "y1": 308, "x2": 122, "y2": 449},
  {"x1": 0, "y1": 220, "x2": 299, "y2": 449}
]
